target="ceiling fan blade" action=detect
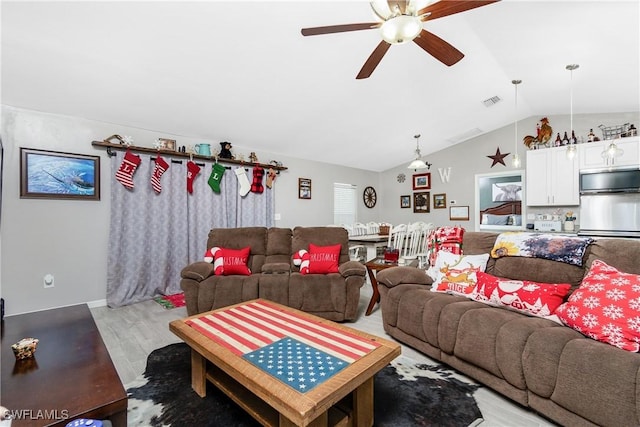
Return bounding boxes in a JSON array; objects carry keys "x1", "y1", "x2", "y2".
[
  {"x1": 418, "y1": 0, "x2": 499, "y2": 21},
  {"x1": 356, "y1": 41, "x2": 392, "y2": 79},
  {"x1": 301, "y1": 23, "x2": 380, "y2": 36},
  {"x1": 413, "y1": 29, "x2": 464, "y2": 66}
]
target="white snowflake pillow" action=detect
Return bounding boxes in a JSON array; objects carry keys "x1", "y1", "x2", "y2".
[{"x1": 556, "y1": 259, "x2": 640, "y2": 352}]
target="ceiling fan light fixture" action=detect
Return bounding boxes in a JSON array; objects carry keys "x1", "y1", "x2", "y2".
[{"x1": 380, "y1": 15, "x2": 422, "y2": 44}]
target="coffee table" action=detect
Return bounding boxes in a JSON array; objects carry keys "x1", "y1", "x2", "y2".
[
  {"x1": 1, "y1": 304, "x2": 127, "y2": 426},
  {"x1": 169, "y1": 299, "x2": 400, "y2": 427}
]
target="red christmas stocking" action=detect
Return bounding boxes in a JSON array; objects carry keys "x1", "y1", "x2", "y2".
[
  {"x1": 266, "y1": 168, "x2": 277, "y2": 189},
  {"x1": 251, "y1": 166, "x2": 264, "y2": 194},
  {"x1": 186, "y1": 161, "x2": 201, "y2": 194},
  {"x1": 150, "y1": 155, "x2": 169, "y2": 193},
  {"x1": 115, "y1": 149, "x2": 141, "y2": 190}
]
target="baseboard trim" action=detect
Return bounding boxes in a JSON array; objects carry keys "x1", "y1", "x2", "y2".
[{"x1": 87, "y1": 299, "x2": 107, "y2": 308}]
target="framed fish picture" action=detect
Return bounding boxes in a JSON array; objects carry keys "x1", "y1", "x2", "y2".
[{"x1": 20, "y1": 148, "x2": 100, "y2": 200}]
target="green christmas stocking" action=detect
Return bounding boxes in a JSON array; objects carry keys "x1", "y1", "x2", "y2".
[{"x1": 208, "y1": 163, "x2": 226, "y2": 193}]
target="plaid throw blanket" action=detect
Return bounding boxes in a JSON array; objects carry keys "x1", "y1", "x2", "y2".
[{"x1": 491, "y1": 232, "x2": 593, "y2": 267}]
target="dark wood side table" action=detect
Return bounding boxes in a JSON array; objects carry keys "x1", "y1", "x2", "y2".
[
  {"x1": 1, "y1": 304, "x2": 127, "y2": 426},
  {"x1": 364, "y1": 257, "x2": 399, "y2": 316}
]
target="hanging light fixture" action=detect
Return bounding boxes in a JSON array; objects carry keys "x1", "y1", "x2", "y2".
[
  {"x1": 512, "y1": 79, "x2": 522, "y2": 168},
  {"x1": 407, "y1": 134, "x2": 431, "y2": 170},
  {"x1": 566, "y1": 64, "x2": 579, "y2": 160}
]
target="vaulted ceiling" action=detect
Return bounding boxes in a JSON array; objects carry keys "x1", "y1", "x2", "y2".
[{"x1": 2, "y1": 1, "x2": 639, "y2": 171}]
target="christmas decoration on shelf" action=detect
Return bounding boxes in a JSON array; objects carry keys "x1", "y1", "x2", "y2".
[
  {"x1": 523, "y1": 117, "x2": 553, "y2": 149},
  {"x1": 208, "y1": 163, "x2": 226, "y2": 193},
  {"x1": 219, "y1": 142, "x2": 234, "y2": 159},
  {"x1": 186, "y1": 161, "x2": 201, "y2": 194},
  {"x1": 104, "y1": 134, "x2": 133, "y2": 146},
  {"x1": 487, "y1": 148, "x2": 509, "y2": 167},
  {"x1": 234, "y1": 167, "x2": 251, "y2": 197},
  {"x1": 150, "y1": 156, "x2": 169, "y2": 193},
  {"x1": 115, "y1": 149, "x2": 141, "y2": 189},
  {"x1": 251, "y1": 166, "x2": 265, "y2": 194},
  {"x1": 249, "y1": 152, "x2": 259, "y2": 163}
]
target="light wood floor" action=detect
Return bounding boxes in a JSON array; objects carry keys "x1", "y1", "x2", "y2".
[{"x1": 90, "y1": 284, "x2": 557, "y2": 426}]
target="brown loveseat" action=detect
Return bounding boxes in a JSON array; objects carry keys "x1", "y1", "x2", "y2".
[
  {"x1": 180, "y1": 226, "x2": 366, "y2": 321},
  {"x1": 376, "y1": 231, "x2": 640, "y2": 427}
]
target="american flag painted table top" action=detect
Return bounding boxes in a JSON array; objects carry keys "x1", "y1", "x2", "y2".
[{"x1": 185, "y1": 299, "x2": 381, "y2": 392}]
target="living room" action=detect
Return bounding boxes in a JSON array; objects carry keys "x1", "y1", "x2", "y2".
[{"x1": 1, "y1": 1, "x2": 640, "y2": 426}]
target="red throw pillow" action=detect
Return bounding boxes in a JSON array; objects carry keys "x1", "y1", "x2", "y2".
[
  {"x1": 307, "y1": 243, "x2": 341, "y2": 274},
  {"x1": 556, "y1": 260, "x2": 640, "y2": 352},
  {"x1": 471, "y1": 272, "x2": 571, "y2": 318},
  {"x1": 213, "y1": 246, "x2": 251, "y2": 276}
]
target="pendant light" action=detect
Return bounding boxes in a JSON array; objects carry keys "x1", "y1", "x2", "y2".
[
  {"x1": 566, "y1": 64, "x2": 579, "y2": 160},
  {"x1": 407, "y1": 134, "x2": 431, "y2": 171},
  {"x1": 511, "y1": 79, "x2": 522, "y2": 168}
]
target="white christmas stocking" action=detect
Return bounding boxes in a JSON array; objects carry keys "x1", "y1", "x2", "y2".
[{"x1": 234, "y1": 167, "x2": 251, "y2": 197}]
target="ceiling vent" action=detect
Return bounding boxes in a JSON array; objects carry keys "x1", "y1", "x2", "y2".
[
  {"x1": 446, "y1": 128, "x2": 484, "y2": 144},
  {"x1": 482, "y1": 96, "x2": 502, "y2": 107}
]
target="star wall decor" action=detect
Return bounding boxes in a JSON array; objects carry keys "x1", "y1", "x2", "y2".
[{"x1": 487, "y1": 148, "x2": 510, "y2": 167}]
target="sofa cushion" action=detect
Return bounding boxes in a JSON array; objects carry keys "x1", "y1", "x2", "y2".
[
  {"x1": 212, "y1": 246, "x2": 251, "y2": 275},
  {"x1": 308, "y1": 243, "x2": 341, "y2": 274},
  {"x1": 292, "y1": 249, "x2": 310, "y2": 274},
  {"x1": 430, "y1": 252, "x2": 489, "y2": 296},
  {"x1": 490, "y1": 232, "x2": 593, "y2": 267},
  {"x1": 471, "y1": 272, "x2": 571, "y2": 318},
  {"x1": 556, "y1": 259, "x2": 640, "y2": 352}
]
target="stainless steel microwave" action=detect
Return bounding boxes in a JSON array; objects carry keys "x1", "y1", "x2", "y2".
[{"x1": 579, "y1": 168, "x2": 640, "y2": 194}]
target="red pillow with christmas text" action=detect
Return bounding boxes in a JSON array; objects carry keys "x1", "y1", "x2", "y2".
[
  {"x1": 555, "y1": 260, "x2": 640, "y2": 352},
  {"x1": 471, "y1": 272, "x2": 571, "y2": 318},
  {"x1": 307, "y1": 243, "x2": 341, "y2": 274},
  {"x1": 204, "y1": 246, "x2": 251, "y2": 276}
]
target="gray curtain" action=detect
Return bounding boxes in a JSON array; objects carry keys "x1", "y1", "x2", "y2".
[{"x1": 107, "y1": 153, "x2": 274, "y2": 307}]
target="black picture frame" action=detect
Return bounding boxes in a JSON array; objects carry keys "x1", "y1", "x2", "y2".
[
  {"x1": 413, "y1": 191, "x2": 430, "y2": 213},
  {"x1": 400, "y1": 195, "x2": 411, "y2": 208},
  {"x1": 298, "y1": 177, "x2": 311, "y2": 199},
  {"x1": 20, "y1": 147, "x2": 100, "y2": 200}
]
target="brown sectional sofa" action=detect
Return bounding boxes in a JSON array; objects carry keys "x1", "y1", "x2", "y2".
[
  {"x1": 376, "y1": 231, "x2": 640, "y2": 427},
  {"x1": 180, "y1": 226, "x2": 366, "y2": 321}
]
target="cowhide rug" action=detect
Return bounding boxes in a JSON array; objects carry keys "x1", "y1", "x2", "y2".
[{"x1": 127, "y1": 343, "x2": 483, "y2": 427}]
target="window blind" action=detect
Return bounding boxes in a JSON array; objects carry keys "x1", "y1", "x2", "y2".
[{"x1": 333, "y1": 183, "x2": 357, "y2": 226}]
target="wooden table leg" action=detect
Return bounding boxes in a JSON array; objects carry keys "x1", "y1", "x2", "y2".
[
  {"x1": 352, "y1": 376, "x2": 374, "y2": 427},
  {"x1": 365, "y1": 267, "x2": 380, "y2": 316},
  {"x1": 191, "y1": 349, "x2": 207, "y2": 397}
]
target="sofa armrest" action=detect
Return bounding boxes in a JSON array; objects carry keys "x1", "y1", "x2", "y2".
[
  {"x1": 376, "y1": 266, "x2": 432, "y2": 289},
  {"x1": 262, "y1": 262, "x2": 291, "y2": 274},
  {"x1": 181, "y1": 262, "x2": 214, "y2": 281},
  {"x1": 339, "y1": 261, "x2": 366, "y2": 278}
]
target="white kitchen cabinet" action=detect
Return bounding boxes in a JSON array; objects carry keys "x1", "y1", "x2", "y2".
[
  {"x1": 526, "y1": 145, "x2": 579, "y2": 206},
  {"x1": 579, "y1": 136, "x2": 639, "y2": 170}
]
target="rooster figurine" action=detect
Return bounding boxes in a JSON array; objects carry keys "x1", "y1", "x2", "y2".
[{"x1": 523, "y1": 117, "x2": 553, "y2": 149}]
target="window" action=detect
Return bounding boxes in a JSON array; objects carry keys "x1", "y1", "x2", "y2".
[{"x1": 333, "y1": 183, "x2": 357, "y2": 226}]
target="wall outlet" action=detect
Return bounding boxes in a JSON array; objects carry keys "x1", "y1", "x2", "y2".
[
  {"x1": 44, "y1": 274, "x2": 54, "y2": 288},
  {"x1": 274, "y1": 213, "x2": 282, "y2": 221}
]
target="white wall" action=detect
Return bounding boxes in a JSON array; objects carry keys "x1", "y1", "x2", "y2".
[{"x1": 0, "y1": 105, "x2": 380, "y2": 315}]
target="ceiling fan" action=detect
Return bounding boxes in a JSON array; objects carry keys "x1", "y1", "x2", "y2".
[{"x1": 301, "y1": 0, "x2": 499, "y2": 79}]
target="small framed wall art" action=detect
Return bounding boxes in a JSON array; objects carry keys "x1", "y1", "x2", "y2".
[
  {"x1": 433, "y1": 193, "x2": 446, "y2": 209},
  {"x1": 412, "y1": 172, "x2": 431, "y2": 190},
  {"x1": 157, "y1": 138, "x2": 177, "y2": 151},
  {"x1": 400, "y1": 195, "x2": 411, "y2": 208},
  {"x1": 413, "y1": 191, "x2": 430, "y2": 213},
  {"x1": 298, "y1": 178, "x2": 311, "y2": 199},
  {"x1": 20, "y1": 147, "x2": 100, "y2": 201},
  {"x1": 449, "y1": 205, "x2": 470, "y2": 221}
]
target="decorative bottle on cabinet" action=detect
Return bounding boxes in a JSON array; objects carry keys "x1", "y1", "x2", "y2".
[
  {"x1": 555, "y1": 133, "x2": 562, "y2": 147},
  {"x1": 570, "y1": 130, "x2": 578, "y2": 144},
  {"x1": 587, "y1": 129, "x2": 596, "y2": 142},
  {"x1": 562, "y1": 132, "x2": 570, "y2": 145}
]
